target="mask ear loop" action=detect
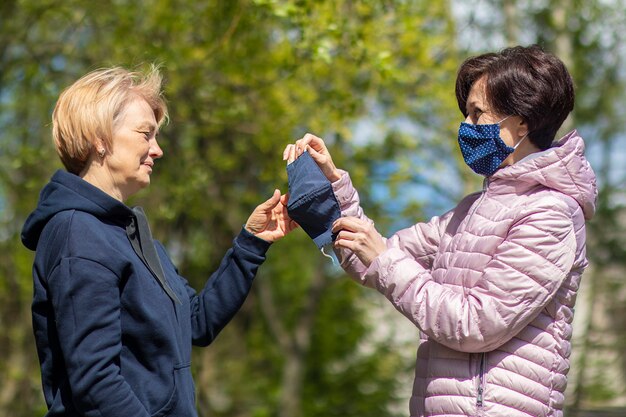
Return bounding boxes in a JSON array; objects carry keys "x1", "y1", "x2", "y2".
[
  {"x1": 498, "y1": 115, "x2": 529, "y2": 150},
  {"x1": 513, "y1": 133, "x2": 529, "y2": 150},
  {"x1": 320, "y1": 244, "x2": 339, "y2": 265},
  {"x1": 495, "y1": 115, "x2": 511, "y2": 125}
]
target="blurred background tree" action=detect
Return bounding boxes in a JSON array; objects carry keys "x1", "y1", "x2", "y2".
[{"x1": 1, "y1": 0, "x2": 625, "y2": 416}]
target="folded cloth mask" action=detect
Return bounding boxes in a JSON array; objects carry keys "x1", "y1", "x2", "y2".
[{"x1": 287, "y1": 151, "x2": 341, "y2": 260}]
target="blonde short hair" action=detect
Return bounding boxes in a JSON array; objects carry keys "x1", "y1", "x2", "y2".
[{"x1": 52, "y1": 66, "x2": 168, "y2": 174}]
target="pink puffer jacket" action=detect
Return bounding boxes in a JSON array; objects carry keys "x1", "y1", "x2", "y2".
[{"x1": 332, "y1": 130, "x2": 597, "y2": 417}]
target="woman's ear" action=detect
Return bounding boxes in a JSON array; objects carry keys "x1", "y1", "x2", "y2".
[
  {"x1": 517, "y1": 117, "x2": 529, "y2": 139},
  {"x1": 93, "y1": 138, "x2": 107, "y2": 158}
]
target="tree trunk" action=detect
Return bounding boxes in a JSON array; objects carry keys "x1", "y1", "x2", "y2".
[
  {"x1": 552, "y1": 0, "x2": 574, "y2": 133},
  {"x1": 278, "y1": 350, "x2": 305, "y2": 417},
  {"x1": 569, "y1": 265, "x2": 599, "y2": 414},
  {"x1": 503, "y1": 1, "x2": 519, "y2": 46},
  {"x1": 258, "y1": 266, "x2": 328, "y2": 417}
]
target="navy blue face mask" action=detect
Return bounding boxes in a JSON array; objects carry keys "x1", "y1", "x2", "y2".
[
  {"x1": 458, "y1": 116, "x2": 526, "y2": 176},
  {"x1": 286, "y1": 151, "x2": 341, "y2": 250}
]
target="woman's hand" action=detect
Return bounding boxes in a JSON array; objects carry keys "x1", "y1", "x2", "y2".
[
  {"x1": 245, "y1": 189, "x2": 298, "y2": 242},
  {"x1": 283, "y1": 133, "x2": 342, "y2": 182},
  {"x1": 332, "y1": 217, "x2": 387, "y2": 267}
]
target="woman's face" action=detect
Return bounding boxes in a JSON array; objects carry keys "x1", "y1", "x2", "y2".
[
  {"x1": 102, "y1": 97, "x2": 163, "y2": 200},
  {"x1": 464, "y1": 76, "x2": 530, "y2": 166}
]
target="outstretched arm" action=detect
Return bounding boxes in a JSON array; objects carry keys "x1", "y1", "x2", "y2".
[
  {"x1": 283, "y1": 133, "x2": 453, "y2": 276},
  {"x1": 342, "y1": 200, "x2": 577, "y2": 352},
  {"x1": 175, "y1": 190, "x2": 297, "y2": 346}
]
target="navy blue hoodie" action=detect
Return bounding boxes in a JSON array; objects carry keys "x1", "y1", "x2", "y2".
[{"x1": 21, "y1": 170, "x2": 270, "y2": 417}]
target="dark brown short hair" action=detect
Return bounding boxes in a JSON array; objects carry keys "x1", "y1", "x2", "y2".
[{"x1": 455, "y1": 45, "x2": 574, "y2": 150}]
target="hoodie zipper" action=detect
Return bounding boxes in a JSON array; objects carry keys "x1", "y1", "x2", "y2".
[{"x1": 476, "y1": 352, "x2": 486, "y2": 408}]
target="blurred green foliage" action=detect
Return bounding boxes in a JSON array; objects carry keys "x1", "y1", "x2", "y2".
[
  {"x1": 2, "y1": 0, "x2": 626, "y2": 416},
  {"x1": 0, "y1": 1, "x2": 460, "y2": 416}
]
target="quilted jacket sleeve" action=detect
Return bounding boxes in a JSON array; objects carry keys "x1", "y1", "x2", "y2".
[
  {"x1": 362, "y1": 198, "x2": 576, "y2": 353},
  {"x1": 331, "y1": 170, "x2": 456, "y2": 284}
]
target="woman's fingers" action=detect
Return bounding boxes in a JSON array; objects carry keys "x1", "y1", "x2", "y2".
[
  {"x1": 306, "y1": 145, "x2": 326, "y2": 165},
  {"x1": 332, "y1": 217, "x2": 370, "y2": 234},
  {"x1": 283, "y1": 144, "x2": 297, "y2": 164},
  {"x1": 285, "y1": 133, "x2": 327, "y2": 155},
  {"x1": 284, "y1": 133, "x2": 327, "y2": 160},
  {"x1": 333, "y1": 222, "x2": 373, "y2": 260},
  {"x1": 264, "y1": 189, "x2": 281, "y2": 208},
  {"x1": 282, "y1": 144, "x2": 292, "y2": 161},
  {"x1": 295, "y1": 133, "x2": 325, "y2": 156},
  {"x1": 335, "y1": 229, "x2": 357, "y2": 241},
  {"x1": 285, "y1": 133, "x2": 340, "y2": 180},
  {"x1": 332, "y1": 216, "x2": 386, "y2": 267}
]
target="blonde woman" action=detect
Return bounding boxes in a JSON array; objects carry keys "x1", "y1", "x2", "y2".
[{"x1": 22, "y1": 67, "x2": 296, "y2": 417}]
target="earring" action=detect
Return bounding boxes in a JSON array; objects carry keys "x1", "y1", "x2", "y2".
[{"x1": 98, "y1": 148, "x2": 106, "y2": 158}]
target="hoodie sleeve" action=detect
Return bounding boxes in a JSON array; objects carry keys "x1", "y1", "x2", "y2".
[
  {"x1": 331, "y1": 170, "x2": 455, "y2": 281},
  {"x1": 48, "y1": 257, "x2": 150, "y2": 417},
  {"x1": 172, "y1": 228, "x2": 270, "y2": 346},
  {"x1": 361, "y1": 197, "x2": 577, "y2": 353}
]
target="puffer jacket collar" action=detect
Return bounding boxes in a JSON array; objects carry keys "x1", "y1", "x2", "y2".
[{"x1": 489, "y1": 130, "x2": 597, "y2": 220}]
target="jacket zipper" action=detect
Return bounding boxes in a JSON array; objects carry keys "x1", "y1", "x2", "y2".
[
  {"x1": 476, "y1": 352, "x2": 486, "y2": 408},
  {"x1": 468, "y1": 180, "x2": 488, "y2": 409},
  {"x1": 468, "y1": 180, "x2": 489, "y2": 409},
  {"x1": 465, "y1": 178, "x2": 489, "y2": 229}
]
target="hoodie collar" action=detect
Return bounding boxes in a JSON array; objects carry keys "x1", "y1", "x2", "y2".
[
  {"x1": 21, "y1": 170, "x2": 134, "y2": 250},
  {"x1": 489, "y1": 130, "x2": 597, "y2": 220}
]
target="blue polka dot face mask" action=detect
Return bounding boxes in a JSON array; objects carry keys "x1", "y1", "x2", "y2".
[{"x1": 457, "y1": 116, "x2": 527, "y2": 176}]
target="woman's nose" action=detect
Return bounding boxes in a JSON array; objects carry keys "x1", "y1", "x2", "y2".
[{"x1": 150, "y1": 138, "x2": 164, "y2": 159}]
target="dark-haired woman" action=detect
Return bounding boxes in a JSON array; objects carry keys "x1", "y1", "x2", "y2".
[{"x1": 284, "y1": 45, "x2": 597, "y2": 416}]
